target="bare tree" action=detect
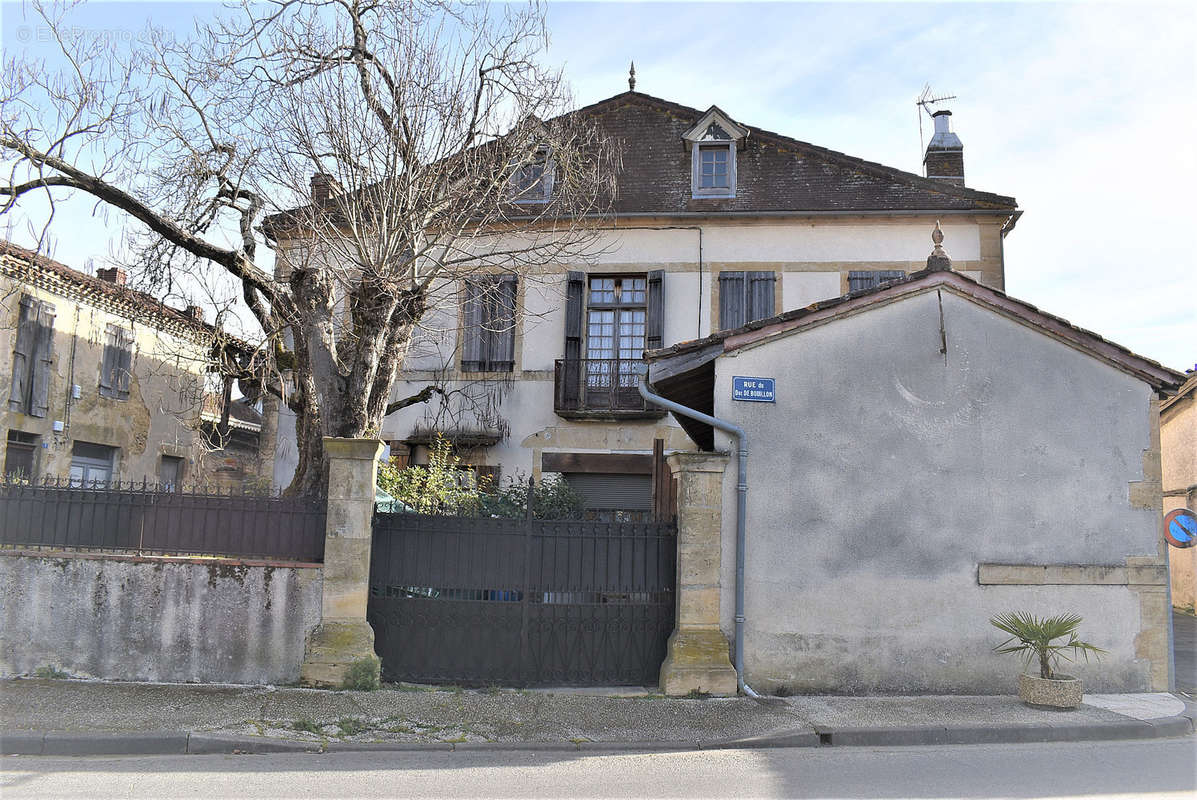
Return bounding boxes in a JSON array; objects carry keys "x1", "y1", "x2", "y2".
[{"x1": 2, "y1": 0, "x2": 616, "y2": 494}]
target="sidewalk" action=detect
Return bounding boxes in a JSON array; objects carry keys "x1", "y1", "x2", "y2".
[{"x1": 2, "y1": 678, "x2": 1193, "y2": 755}]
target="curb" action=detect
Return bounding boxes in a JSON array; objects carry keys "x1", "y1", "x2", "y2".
[{"x1": 2, "y1": 716, "x2": 1192, "y2": 756}]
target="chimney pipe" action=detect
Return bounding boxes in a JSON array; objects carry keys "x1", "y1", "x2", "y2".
[
  {"x1": 310, "y1": 172, "x2": 339, "y2": 205},
  {"x1": 96, "y1": 267, "x2": 127, "y2": 286},
  {"x1": 923, "y1": 109, "x2": 964, "y2": 186}
]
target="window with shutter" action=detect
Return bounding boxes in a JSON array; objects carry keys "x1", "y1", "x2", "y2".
[
  {"x1": 8, "y1": 295, "x2": 54, "y2": 416},
  {"x1": 8, "y1": 295, "x2": 38, "y2": 414},
  {"x1": 461, "y1": 275, "x2": 517, "y2": 372},
  {"x1": 30, "y1": 301, "x2": 56, "y2": 418},
  {"x1": 848, "y1": 270, "x2": 906, "y2": 293},
  {"x1": 718, "y1": 271, "x2": 775, "y2": 331},
  {"x1": 99, "y1": 324, "x2": 133, "y2": 400}
]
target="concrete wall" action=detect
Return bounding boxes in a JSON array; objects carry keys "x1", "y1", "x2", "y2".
[
  {"x1": 711, "y1": 289, "x2": 1168, "y2": 693},
  {"x1": 358, "y1": 216, "x2": 1006, "y2": 489},
  {"x1": 0, "y1": 552, "x2": 322, "y2": 685}
]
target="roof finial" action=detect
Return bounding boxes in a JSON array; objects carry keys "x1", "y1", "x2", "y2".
[
  {"x1": 926, "y1": 220, "x2": 952, "y2": 271},
  {"x1": 628, "y1": 61, "x2": 636, "y2": 92}
]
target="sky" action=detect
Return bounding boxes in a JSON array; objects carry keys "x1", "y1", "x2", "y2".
[{"x1": 1, "y1": 0, "x2": 1194, "y2": 372}]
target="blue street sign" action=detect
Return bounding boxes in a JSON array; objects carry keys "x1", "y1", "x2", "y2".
[
  {"x1": 1164, "y1": 508, "x2": 1196, "y2": 549},
  {"x1": 732, "y1": 376, "x2": 776, "y2": 403}
]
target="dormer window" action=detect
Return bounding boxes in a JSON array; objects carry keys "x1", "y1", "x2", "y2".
[
  {"x1": 683, "y1": 106, "x2": 748, "y2": 199},
  {"x1": 508, "y1": 150, "x2": 554, "y2": 204}
]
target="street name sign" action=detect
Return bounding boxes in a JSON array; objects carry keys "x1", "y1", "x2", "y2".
[{"x1": 732, "y1": 376, "x2": 775, "y2": 403}]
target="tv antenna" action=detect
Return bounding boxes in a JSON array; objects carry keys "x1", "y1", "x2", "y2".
[{"x1": 916, "y1": 84, "x2": 957, "y2": 159}]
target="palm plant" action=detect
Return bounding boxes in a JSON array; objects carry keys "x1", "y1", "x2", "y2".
[{"x1": 989, "y1": 612, "x2": 1105, "y2": 679}]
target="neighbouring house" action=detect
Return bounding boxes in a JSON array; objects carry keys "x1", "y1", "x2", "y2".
[
  {"x1": 642, "y1": 238, "x2": 1185, "y2": 693},
  {"x1": 0, "y1": 240, "x2": 275, "y2": 490},
  {"x1": 272, "y1": 88, "x2": 1021, "y2": 511},
  {"x1": 1162, "y1": 371, "x2": 1197, "y2": 612}
]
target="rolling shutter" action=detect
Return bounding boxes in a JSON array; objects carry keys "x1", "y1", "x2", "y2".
[{"x1": 563, "y1": 472, "x2": 652, "y2": 511}]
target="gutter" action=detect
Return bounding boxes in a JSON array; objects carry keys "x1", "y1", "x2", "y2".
[{"x1": 639, "y1": 375, "x2": 761, "y2": 698}]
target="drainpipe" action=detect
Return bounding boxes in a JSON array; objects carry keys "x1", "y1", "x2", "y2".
[{"x1": 639, "y1": 375, "x2": 761, "y2": 698}]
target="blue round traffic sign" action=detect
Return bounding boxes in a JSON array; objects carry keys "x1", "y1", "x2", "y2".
[{"x1": 1164, "y1": 508, "x2": 1196, "y2": 549}]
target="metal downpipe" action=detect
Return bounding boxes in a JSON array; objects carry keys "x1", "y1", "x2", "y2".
[{"x1": 639, "y1": 376, "x2": 760, "y2": 698}]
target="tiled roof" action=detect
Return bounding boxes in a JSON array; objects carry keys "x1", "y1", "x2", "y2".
[
  {"x1": 575, "y1": 91, "x2": 1018, "y2": 215},
  {"x1": 0, "y1": 240, "x2": 245, "y2": 348},
  {"x1": 645, "y1": 267, "x2": 1184, "y2": 392}
]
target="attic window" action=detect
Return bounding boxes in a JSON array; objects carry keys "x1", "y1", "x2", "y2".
[
  {"x1": 508, "y1": 151, "x2": 554, "y2": 204},
  {"x1": 683, "y1": 107, "x2": 747, "y2": 199}
]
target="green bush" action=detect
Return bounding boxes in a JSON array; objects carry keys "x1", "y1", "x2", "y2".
[
  {"x1": 341, "y1": 655, "x2": 381, "y2": 691},
  {"x1": 376, "y1": 433, "x2": 583, "y2": 519}
]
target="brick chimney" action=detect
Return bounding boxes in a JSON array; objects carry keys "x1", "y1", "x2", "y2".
[
  {"x1": 96, "y1": 267, "x2": 127, "y2": 286},
  {"x1": 184, "y1": 305, "x2": 204, "y2": 321},
  {"x1": 310, "y1": 172, "x2": 340, "y2": 205},
  {"x1": 923, "y1": 110, "x2": 964, "y2": 186}
]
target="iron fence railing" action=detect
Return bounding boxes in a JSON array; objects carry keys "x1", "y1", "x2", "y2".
[
  {"x1": 554, "y1": 358, "x2": 665, "y2": 416},
  {"x1": 0, "y1": 476, "x2": 326, "y2": 562}
]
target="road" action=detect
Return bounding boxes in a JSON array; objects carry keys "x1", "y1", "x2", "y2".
[{"x1": 3, "y1": 738, "x2": 1194, "y2": 799}]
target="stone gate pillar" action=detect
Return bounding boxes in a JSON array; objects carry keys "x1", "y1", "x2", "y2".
[
  {"x1": 660, "y1": 451, "x2": 738, "y2": 696},
  {"x1": 300, "y1": 437, "x2": 384, "y2": 688}
]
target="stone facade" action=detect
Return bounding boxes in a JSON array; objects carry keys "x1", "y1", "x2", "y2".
[{"x1": 0, "y1": 242, "x2": 275, "y2": 490}]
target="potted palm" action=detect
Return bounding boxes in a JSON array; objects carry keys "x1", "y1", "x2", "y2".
[{"x1": 989, "y1": 611, "x2": 1105, "y2": 709}]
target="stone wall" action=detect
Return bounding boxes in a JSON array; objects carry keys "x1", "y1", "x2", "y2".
[{"x1": 0, "y1": 551, "x2": 322, "y2": 685}]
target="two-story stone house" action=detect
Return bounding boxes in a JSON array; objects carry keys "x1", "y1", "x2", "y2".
[
  {"x1": 274, "y1": 89, "x2": 1020, "y2": 511},
  {"x1": 0, "y1": 241, "x2": 275, "y2": 490}
]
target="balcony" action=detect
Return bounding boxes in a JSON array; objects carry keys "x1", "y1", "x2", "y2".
[{"x1": 554, "y1": 359, "x2": 666, "y2": 420}]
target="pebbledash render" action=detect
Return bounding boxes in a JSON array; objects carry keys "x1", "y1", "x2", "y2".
[{"x1": 272, "y1": 90, "x2": 1021, "y2": 509}]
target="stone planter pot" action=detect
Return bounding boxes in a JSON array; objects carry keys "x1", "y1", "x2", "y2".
[{"x1": 1018, "y1": 673, "x2": 1083, "y2": 709}]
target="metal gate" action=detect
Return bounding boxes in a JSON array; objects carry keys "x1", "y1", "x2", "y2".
[{"x1": 367, "y1": 511, "x2": 676, "y2": 686}]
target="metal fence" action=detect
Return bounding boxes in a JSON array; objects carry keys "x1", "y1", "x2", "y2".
[
  {"x1": 0, "y1": 476, "x2": 326, "y2": 562},
  {"x1": 368, "y1": 508, "x2": 677, "y2": 686}
]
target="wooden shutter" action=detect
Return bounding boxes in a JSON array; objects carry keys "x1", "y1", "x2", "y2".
[
  {"x1": 29, "y1": 301, "x2": 56, "y2": 417},
  {"x1": 848, "y1": 270, "x2": 906, "y2": 293},
  {"x1": 562, "y1": 271, "x2": 585, "y2": 405},
  {"x1": 461, "y1": 280, "x2": 484, "y2": 370},
  {"x1": 493, "y1": 275, "x2": 517, "y2": 370},
  {"x1": 99, "y1": 325, "x2": 118, "y2": 397},
  {"x1": 747, "y1": 271, "x2": 775, "y2": 323},
  {"x1": 114, "y1": 328, "x2": 133, "y2": 398},
  {"x1": 8, "y1": 294, "x2": 37, "y2": 413},
  {"x1": 719, "y1": 271, "x2": 745, "y2": 331},
  {"x1": 646, "y1": 269, "x2": 664, "y2": 351}
]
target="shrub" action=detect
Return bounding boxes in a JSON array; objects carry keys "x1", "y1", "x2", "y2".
[{"x1": 341, "y1": 655, "x2": 381, "y2": 691}]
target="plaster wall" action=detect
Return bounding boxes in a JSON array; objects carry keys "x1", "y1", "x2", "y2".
[
  {"x1": 1161, "y1": 388, "x2": 1196, "y2": 610},
  {"x1": 711, "y1": 290, "x2": 1164, "y2": 693},
  {"x1": 0, "y1": 552, "x2": 322, "y2": 684}
]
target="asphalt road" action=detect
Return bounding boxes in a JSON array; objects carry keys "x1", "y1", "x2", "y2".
[{"x1": 3, "y1": 738, "x2": 1194, "y2": 799}]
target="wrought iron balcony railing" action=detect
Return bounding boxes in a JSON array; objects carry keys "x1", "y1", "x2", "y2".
[{"x1": 554, "y1": 358, "x2": 665, "y2": 420}]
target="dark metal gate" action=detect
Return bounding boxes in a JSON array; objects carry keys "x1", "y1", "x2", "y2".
[{"x1": 367, "y1": 511, "x2": 676, "y2": 686}]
